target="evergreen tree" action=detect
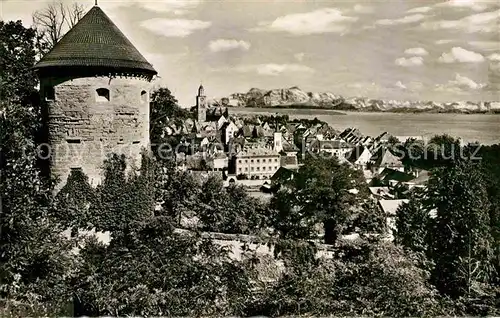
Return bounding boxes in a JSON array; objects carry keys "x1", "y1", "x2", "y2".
[
  {"x1": 394, "y1": 188, "x2": 433, "y2": 268},
  {"x1": 90, "y1": 153, "x2": 155, "y2": 232},
  {"x1": 428, "y1": 161, "x2": 493, "y2": 298}
]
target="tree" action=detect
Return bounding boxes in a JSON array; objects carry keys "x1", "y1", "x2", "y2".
[
  {"x1": 401, "y1": 137, "x2": 425, "y2": 168},
  {"x1": 394, "y1": 188, "x2": 433, "y2": 269},
  {"x1": 90, "y1": 153, "x2": 155, "y2": 232},
  {"x1": 150, "y1": 87, "x2": 191, "y2": 145},
  {"x1": 32, "y1": 2, "x2": 85, "y2": 55},
  {"x1": 54, "y1": 168, "x2": 96, "y2": 231},
  {"x1": 179, "y1": 175, "x2": 270, "y2": 235},
  {"x1": 269, "y1": 187, "x2": 319, "y2": 240},
  {"x1": 387, "y1": 135, "x2": 400, "y2": 146},
  {"x1": 475, "y1": 144, "x2": 500, "y2": 284},
  {"x1": 74, "y1": 217, "x2": 251, "y2": 316},
  {"x1": 0, "y1": 100, "x2": 73, "y2": 316},
  {"x1": 0, "y1": 21, "x2": 39, "y2": 106},
  {"x1": 428, "y1": 161, "x2": 493, "y2": 298},
  {"x1": 326, "y1": 240, "x2": 446, "y2": 317},
  {"x1": 277, "y1": 155, "x2": 370, "y2": 244},
  {"x1": 156, "y1": 166, "x2": 200, "y2": 225},
  {"x1": 248, "y1": 239, "x2": 447, "y2": 317},
  {"x1": 427, "y1": 134, "x2": 462, "y2": 167}
]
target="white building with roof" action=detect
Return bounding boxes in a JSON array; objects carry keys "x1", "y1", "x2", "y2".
[{"x1": 235, "y1": 148, "x2": 280, "y2": 179}]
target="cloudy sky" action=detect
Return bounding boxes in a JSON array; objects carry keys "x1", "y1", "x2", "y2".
[{"x1": 1, "y1": 0, "x2": 499, "y2": 106}]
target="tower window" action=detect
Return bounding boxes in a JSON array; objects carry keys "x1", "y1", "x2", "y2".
[
  {"x1": 44, "y1": 86, "x2": 55, "y2": 101},
  {"x1": 96, "y1": 88, "x2": 110, "y2": 102},
  {"x1": 140, "y1": 90, "x2": 148, "y2": 103},
  {"x1": 66, "y1": 138, "x2": 81, "y2": 144}
]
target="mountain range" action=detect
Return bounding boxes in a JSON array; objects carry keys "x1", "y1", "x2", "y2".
[{"x1": 210, "y1": 87, "x2": 500, "y2": 114}]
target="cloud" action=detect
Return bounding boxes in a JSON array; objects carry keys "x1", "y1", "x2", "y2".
[
  {"x1": 487, "y1": 53, "x2": 500, "y2": 62},
  {"x1": 435, "y1": 0, "x2": 489, "y2": 12},
  {"x1": 294, "y1": 53, "x2": 305, "y2": 62},
  {"x1": 394, "y1": 81, "x2": 407, "y2": 89},
  {"x1": 393, "y1": 81, "x2": 425, "y2": 92},
  {"x1": 208, "y1": 39, "x2": 250, "y2": 52},
  {"x1": 435, "y1": 39, "x2": 454, "y2": 45},
  {"x1": 468, "y1": 41, "x2": 500, "y2": 51},
  {"x1": 352, "y1": 4, "x2": 374, "y2": 14},
  {"x1": 438, "y1": 47, "x2": 485, "y2": 63},
  {"x1": 141, "y1": 0, "x2": 201, "y2": 14},
  {"x1": 407, "y1": 0, "x2": 491, "y2": 15},
  {"x1": 407, "y1": 6, "x2": 432, "y2": 13},
  {"x1": 421, "y1": 9, "x2": 500, "y2": 33},
  {"x1": 395, "y1": 56, "x2": 424, "y2": 67},
  {"x1": 404, "y1": 47, "x2": 429, "y2": 56},
  {"x1": 144, "y1": 50, "x2": 189, "y2": 68},
  {"x1": 101, "y1": 0, "x2": 201, "y2": 15},
  {"x1": 140, "y1": 18, "x2": 211, "y2": 37},
  {"x1": 253, "y1": 8, "x2": 358, "y2": 35},
  {"x1": 437, "y1": 73, "x2": 486, "y2": 92},
  {"x1": 229, "y1": 63, "x2": 315, "y2": 76},
  {"x1": 376, "y1": 14, "x2": 426, "y2": 26}
]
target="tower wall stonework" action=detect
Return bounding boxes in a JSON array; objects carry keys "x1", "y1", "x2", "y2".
[{"x1": 40, "y1": 75, "x2": 152, "y2": 187}]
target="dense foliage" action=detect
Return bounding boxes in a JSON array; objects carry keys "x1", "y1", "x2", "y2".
[
  {"x1": 150, "y1": 87, "x2": 192, "y2": 145},
  {"x1": 2, "y1": 16, "x2": 500, "y2": 317},
  {"x1": 0, "y1": 21, "x2": 39, "y2": 105},
  {"x1": 270, "y1": 155, "x2": 382, "y2": 243},
  {"x1": 395, "y1": 143, "x2": 500, "y2": 316}
]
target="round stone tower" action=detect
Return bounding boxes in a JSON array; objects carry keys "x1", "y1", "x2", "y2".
[{"x1": 34, "y1": 5, "x2": 157, "y2": 187}]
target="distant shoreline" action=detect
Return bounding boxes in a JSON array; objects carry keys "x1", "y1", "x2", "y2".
[
  {"x1": 231, "y1": 106, "x2": 347, "y2": 116},
  {"x1": 228, "y1": 105, "x2": 500, "y2": 115}
]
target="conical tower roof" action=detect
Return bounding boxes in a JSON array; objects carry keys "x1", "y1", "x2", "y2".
[{"x1": 34, "y1": 5, "x2": 156, "y2": 75}]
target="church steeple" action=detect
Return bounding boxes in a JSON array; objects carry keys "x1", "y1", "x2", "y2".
[
  {"x1": 196, "y1": 84, "x2": 206, "y2": 123},
  {"x1": 198, "y1": 84, "x2": 205, "y2": 97}
]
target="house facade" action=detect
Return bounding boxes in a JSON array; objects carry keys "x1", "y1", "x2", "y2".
[{"x1": 235, "y1": 148, "x2": 280, "y2": 179}]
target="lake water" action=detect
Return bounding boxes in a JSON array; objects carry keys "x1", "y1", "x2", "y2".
[{"x1": 232, "y1": 108, "x2": 500, "y2": 145}]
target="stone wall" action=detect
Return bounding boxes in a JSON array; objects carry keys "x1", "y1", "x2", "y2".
[{"x1": 40, "y1": 75, "x2": 152, "y2": 187}]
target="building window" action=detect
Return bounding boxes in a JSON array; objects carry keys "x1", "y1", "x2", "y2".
[
  {"x1": 274, "y1": 158, "x2": 278, "y2": 162},
  {"x1": 256, "y1": 167, "x2": 260, "y2": 171},
  {"x1": 245, "y1": 167, "x2": 248, "y2": 171},
  {"x1": 251, "y1": 159, "x2": 254, "y2": 163},
  {"x1": 257, "y1": 159, "x2": 260, "y2": 163},
  {"x1": 96, "y1": 88, "x2": 110, "y2": 102},
  {"x1": 262, "y1": 159, "x2": 266, "y2": 163},
  {"x1": 238, "y1": 168, "x2": 242, "y2": 172},
  {"x1": 251, "y1": 167, "x2": 254, "y2": 172},
  {"x1": 140, "y1": 90, "x2": 148, "y2": 103},
  {"x1": 44, "y1": 86, "x2": 55, "y2": 101},
  {"x1": 238, "y1": 160, "x2": 242, "y2": 164}
]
